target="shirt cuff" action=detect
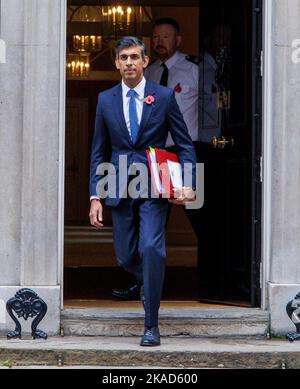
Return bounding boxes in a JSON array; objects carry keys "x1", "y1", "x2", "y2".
[{"x1": 90, "y1": 196, "x2": 100, "y2": 201}]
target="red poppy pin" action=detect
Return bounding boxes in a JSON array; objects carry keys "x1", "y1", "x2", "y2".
[
  {"x1": 144, "y1": 95, "x2": 155, "y2": 105},
  {"x1": 174, "y1": 83, "x2": 182, "y2": 93}
]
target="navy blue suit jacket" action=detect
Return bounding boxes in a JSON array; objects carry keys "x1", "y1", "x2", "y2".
[{"x1": 90, "y1": 80, "x2": 196, "y2": 207}]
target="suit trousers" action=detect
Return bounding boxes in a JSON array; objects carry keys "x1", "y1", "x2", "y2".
[{"x1": 111, "y1": 197, "x2": 169, "y2": 327}]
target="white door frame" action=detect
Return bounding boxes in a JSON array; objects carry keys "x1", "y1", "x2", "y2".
[
  {"x1": 58, "y1": 0, "x2": 67, "y2": 309},
  {"x1": 57, "y1": 0, "x2": 271, "y2": 310},
  {"x1": 261, "y1": 0, "x2": 272, "y2": 310}
]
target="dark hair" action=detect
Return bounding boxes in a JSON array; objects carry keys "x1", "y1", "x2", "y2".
[
  {"x1": 153, "y1": 17, "x2": 180, "y2": 34},
  {"x1": 115, "y1": 36, "x2": 147, "y2": 59}
]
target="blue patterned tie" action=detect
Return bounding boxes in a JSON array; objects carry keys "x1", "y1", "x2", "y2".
[{"x1": 127, "y1": 89, "x2": 139, "y2": 143}]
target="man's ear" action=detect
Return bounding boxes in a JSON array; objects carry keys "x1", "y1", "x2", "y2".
[
  {"x1": 176, "y1": 35, "x2": 182, "y2": 48},
  {"x1": 143, "y1": 55, "x2": 150, "y2": 68},
  {"x1": 115, "y1": 58, "x2": 120, "y2": 69}
]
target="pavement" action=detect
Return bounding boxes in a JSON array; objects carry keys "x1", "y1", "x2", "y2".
[{"x1": 0, "y1": 335, "x2": 299, "y2": 369}]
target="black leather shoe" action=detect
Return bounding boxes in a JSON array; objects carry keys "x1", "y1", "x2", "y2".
[
  {"x1": 140, "y1": 326, "x2": 160, "y2": 347},
  {"x1": 112, "y1": 284, "x2": 141, "y2": 300}
]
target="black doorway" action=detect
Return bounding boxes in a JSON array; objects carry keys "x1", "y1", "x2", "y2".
[
  {"x1": 63, "y1": 0, "x2": 262, "y2": 306},
  {"x1": 197, "y1": 0, "x2": 262, "y2": 306}
]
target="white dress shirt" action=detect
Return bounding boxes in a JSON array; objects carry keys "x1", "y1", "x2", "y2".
[
  {"x1": 145, "y1": 50, "x2": 221, "y2": 144},
  {"x1": 145, "y1": 51, "x2": 199, "y2": 145},
  {"x1": 122, "y1": 77, "x2": 145, "y2": 138}
]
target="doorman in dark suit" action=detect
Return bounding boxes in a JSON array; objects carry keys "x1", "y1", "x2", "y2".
[{"x1": 89, "y1": 37, "x2": 196, "y2": 346}]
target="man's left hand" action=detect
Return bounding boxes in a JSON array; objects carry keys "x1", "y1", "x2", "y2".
[{"x1": 168, "y1": 187, "x2": 196, "y2": 205}]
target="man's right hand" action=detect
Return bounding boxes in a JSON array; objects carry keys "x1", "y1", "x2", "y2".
[
  {"x1": 89, "y1": 199, "x2": 104, "y2": 229},
  {"x1": 168, "y1": 187, "x2": 196, "y2": 205}
]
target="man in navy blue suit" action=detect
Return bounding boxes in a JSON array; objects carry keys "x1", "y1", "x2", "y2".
[{"x1": 89, "y1": 37, "x2": 196, "y2": 346}]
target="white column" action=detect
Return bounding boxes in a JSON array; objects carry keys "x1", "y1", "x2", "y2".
[
  {"x1": 0, "y1": 0, "x2": 66, "y2": 335},
  {"x1": 264, "y1": 0, "x2": 300, "y2": 334},
  {"x1": 0, "y1": 0, "x2": 25, "y2": 287}
]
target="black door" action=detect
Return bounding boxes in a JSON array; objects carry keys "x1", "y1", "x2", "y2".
[{"x1": 197, "y1": 0, "x2": 262, "y2": 305}]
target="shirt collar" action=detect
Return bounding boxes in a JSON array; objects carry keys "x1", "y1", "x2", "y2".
[
  {"x1": 122, "y1": 76, "x2": 146, "y2": 98},
  {"x1": 160, "y1": 51, "x2": 180, "y2": 70}
]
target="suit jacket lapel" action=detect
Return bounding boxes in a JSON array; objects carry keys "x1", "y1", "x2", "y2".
[
  {"x1": 113, "y1": 84, "x2": 133, "y2": 145},
  {"x1": 136, "y1": 81, "x2": 156, "y2": 144}
]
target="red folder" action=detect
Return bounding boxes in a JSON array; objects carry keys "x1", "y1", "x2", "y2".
[{"x1": 146, "y1": 147, "x2": 183, "y2": 198}]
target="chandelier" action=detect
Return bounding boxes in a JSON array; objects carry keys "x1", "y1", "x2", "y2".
[
  {"x1": 66, "y1": 5, "x2": 152, "y2": 78},
  {"x1": 73, "y1": 35, "x2": 102, "y2": 52},
  {"x1": 66, "y1": 52, "x2": 90, "y2": 78}
]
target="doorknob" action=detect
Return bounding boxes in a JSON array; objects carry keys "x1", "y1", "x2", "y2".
[{"x1": 211, "y1": 136, "x2": 234, "y2": 149}]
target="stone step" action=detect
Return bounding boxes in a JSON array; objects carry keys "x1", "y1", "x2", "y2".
[
  {"x1": 1, "y1": 334, "x2": 298, "y2": 369},
  {"x1": 60, "y1": 307, "x2": 269, "y2": 338}
]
